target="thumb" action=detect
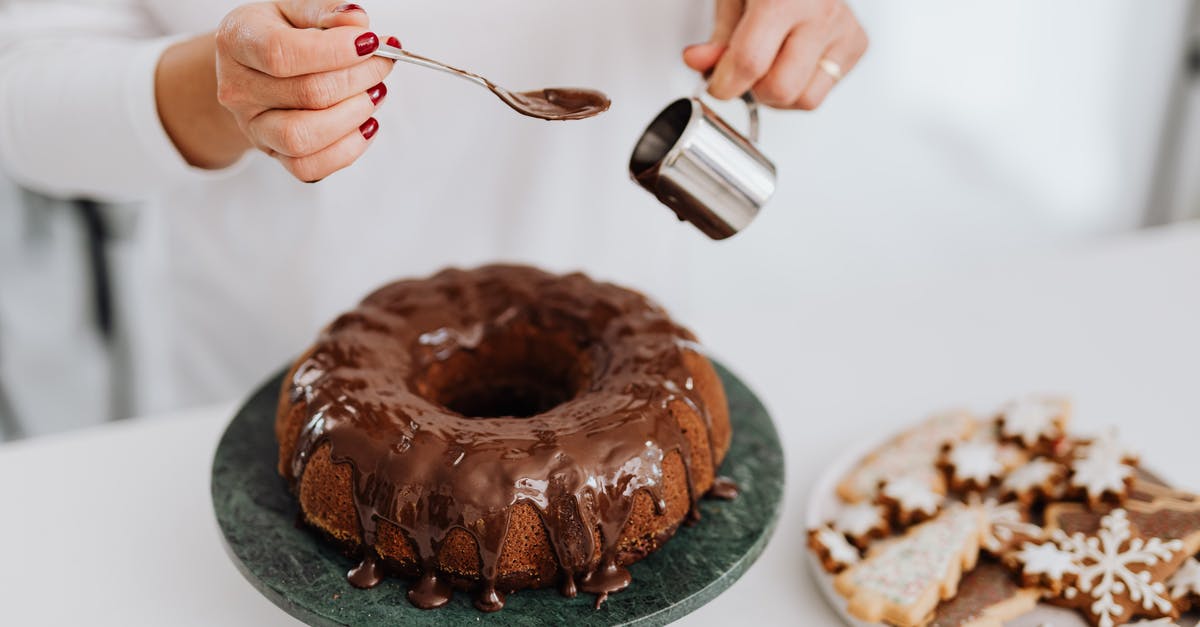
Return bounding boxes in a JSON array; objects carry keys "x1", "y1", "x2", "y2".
[
  {"x1": 278, "y1": 1, "x2": 371, "y2": 29},
  {"x1": 682, "y1": 0, "x2": 743, "y2": 73}
]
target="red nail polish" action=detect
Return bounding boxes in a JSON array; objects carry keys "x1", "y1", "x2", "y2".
[
  {"x1": 334, "y1": 3, "x2": 363, "y2": 13},
  {"x1": 359, "y1": 117, "x2": 379, "y2": 140},
  {"x1": 355, "y1": 32, "x2": 378, "y2": 57},
  {"x1": 385, "y1": 36, "x2": 401, "y2": 49},
  {"x1": 367, "y1": 83, "x2": 387, "y2": 105}
]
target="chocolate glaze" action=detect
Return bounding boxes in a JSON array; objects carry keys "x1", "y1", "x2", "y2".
[
  {"x1": 281, "y1": 265, "x2": 729, "y2": 611},
  {"x1": 708, "y1": 476, "x2": 740, "y2": 500},
  {"x1": 508, "y1": 88, "x2": 611, "y2": 121}
]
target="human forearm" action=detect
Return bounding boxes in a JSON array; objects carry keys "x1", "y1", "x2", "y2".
[{"x1": 155, "y1": 33, "x2": 251, "y2": 170}]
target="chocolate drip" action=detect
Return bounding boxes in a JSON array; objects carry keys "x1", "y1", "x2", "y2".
[
  {"x1": 282, "y1": 265, "x2": 729, "y2": 610},
  {"x1": 708, "y1": 476, "x2": 740, "y2": 500}
]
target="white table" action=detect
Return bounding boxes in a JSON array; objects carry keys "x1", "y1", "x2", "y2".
[{"x1": 3, "y1": 224, "x2": 1199, "y2": 626}]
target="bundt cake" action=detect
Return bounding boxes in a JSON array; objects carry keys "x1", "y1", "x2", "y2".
[{"x1": 275, "y1": 265, "x2": 733, "y2": 611}]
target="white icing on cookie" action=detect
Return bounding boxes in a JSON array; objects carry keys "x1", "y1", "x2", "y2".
[
  {"x1": 881, "y1": 476, "x2": 942, "y2": 518},
  {"x1": 1003, "y1": 457, "x2": 1062, "y2": 494},
  {"x1": 843, "y1": 506, "x2": 981, "y2": 606},
  {"x1": 1014, "y1": 541, "x2": 1079, "y2": 580},
  {"x1": 947, "y1": 439, "x2": 1003, "y2": 487},
  {"x1": 815, "y1": 526, "x2": 860, "y2": 567},
  {"x1": 979, "y1": 497, "x2": 1043, "y2": 553},
  {"x1": 1169, "y1": 557, "x2": 1200, "y2": 600},
  {"x1": 998, "y1": 396, "x2": 1067, "y2": 446},
  {"x1": 832, "y1": 502, "x2": 886, "y2": 539},
  {"x1": 1070, "y1": 429, "x2": 1135, "y2": 501},
  {"x1": 1043, "y1": 509, "x2": 1181, "y2": 627}
]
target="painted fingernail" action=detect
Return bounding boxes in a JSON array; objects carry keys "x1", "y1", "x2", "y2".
[
  {"x1": 367, "y1": 82, "x2": 387, "y2": 105},
  {"x1": 334, "y1": 3, "x2": 363, "y2": 13},
  {"x1": 355, "y1": 32, "x2": 378, "y2": 56},
  {"x1": 359, "y1": 117, "x2": 379, "y2": 140},
  {"x1": 385, "y1": 36, "x2": 401, "y2": 49}
]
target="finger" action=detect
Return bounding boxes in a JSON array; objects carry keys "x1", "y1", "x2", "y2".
[
  {"x1": 792, "y1": 15, "x2": 868, "y2": 110},
  {"x1": 277, "y1": 119, "x2": 379, "y2": 182},
  {"x1": 219, "y1": 4, "x2": 378, "y2": 77},
  {"x1": 282, "y1": 0, "x2": 369, "y2": 29},
  {"x1": 249, "y1": 87, "x2": 382, "y2": 157},
  {"x1": 711, "y1": 0, "x2": 745, "y2": 45},
  {"x1": 682, "y1": 43, "x2": 725, "y2": 73},
  {"x1": 752, "y1": 25, "x2": 826, "y2": 108},
  {"x1": 268, "y1": 57, "x2": 393, "y2": 109},
  {"x1": 709, "y1": 0, "x2": 795, "y2": 99},
  {"x1": 682, "y1": 0, "x2": 742, "y2": 74}
]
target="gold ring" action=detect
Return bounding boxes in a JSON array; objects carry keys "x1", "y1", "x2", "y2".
[{"x1": 818, "y1": 58, "x2": 843, "y2": 81}]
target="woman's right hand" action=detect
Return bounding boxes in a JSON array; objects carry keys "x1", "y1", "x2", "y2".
[{"x1": 214, "y1": 1, "x2": 394, "y2": 182}]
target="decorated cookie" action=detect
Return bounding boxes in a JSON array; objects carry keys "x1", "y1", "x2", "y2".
[
  {"x1": 1128, "y1": 477, "x2": 1199, "y2": 508},
  {"x1": 927, "y1": 559, "x2": 1040, "y2": 627},
  {"x1": 1167, "y1": 557, "x2": 1200, "y2": 611},
  {"x1": 834, "y1": 505, "x2": 985, "y2": 627},
  {"x1": 976, "y1": 496, "x2": 1043, "y2": 556},
  {"x1": 1000, "y1": 456, "x2": 1068, "y2": 506},
  {"x1": 838, "y1": 410, "x2": 976, "y2": 502},
  {"x1": 995, "y1": 395, "x2": 1070, "y2": 449},
  {"x1": 1016, "y1": 509, "x2": 1185, "y2": 626},
  {"x1": 1046, "y1": 500, "x2": 1200, "y2": 558},
  {"x1": 940, "y1": 437, "x2": 1028, "y2": 493},
  {"x1": 808, "y1": 526, "x2": 861, "y2": 574},
  {"x1": 1069, "y1": 429, "x2": 1138, "y2": 506},
  {"x1": 879, "y1": 474, "x2": 946, "y2": 527},
  {"x1": 831, "y1": 501, "x2": 890, "y2": 549}
]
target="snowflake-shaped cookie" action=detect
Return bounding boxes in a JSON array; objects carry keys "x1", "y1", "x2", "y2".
[
  {"x1": 997, "y1": 395, "x2": 1069, "y2": 447},
  {"x1": 1070, "y1": 429, "x2": 1137, "y2": 505},
  {"x1": 1018, "y1": 509, "x2": 1183, "y2": 627}
]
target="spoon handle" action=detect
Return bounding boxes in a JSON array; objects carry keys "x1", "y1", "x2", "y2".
[{"x1": 373, "y1": 44, "x2": 492, "y2": 91}]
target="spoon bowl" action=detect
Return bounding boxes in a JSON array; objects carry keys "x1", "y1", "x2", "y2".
[{"x1": 374, "y1": 44, "x2": 610, "y2": 121}]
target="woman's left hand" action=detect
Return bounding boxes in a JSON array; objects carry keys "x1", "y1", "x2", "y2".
[{"x1": 683, "y1": 0, "x2": 868, "y2": 110}]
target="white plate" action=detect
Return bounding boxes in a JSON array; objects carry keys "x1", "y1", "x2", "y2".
[{"x1": 803, "y1": 428, "x2": 1198, "y2": 627}]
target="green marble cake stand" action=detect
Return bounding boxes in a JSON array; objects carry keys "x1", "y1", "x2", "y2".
[{"x1": 212, "y1": 361, "x2": 784, "y2": 626}]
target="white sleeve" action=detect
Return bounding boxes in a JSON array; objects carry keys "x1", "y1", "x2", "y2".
[{"x1": 0, "y1": 1, "x2": 239, "y2": 202}]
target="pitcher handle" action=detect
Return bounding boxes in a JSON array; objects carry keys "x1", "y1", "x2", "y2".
[{"x1": 694, "y1": 81, "x2": 760, "y2": 144}]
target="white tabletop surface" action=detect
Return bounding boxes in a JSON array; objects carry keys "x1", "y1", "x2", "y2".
[{"x1": 3, "y1": 223, "x2": 1199, "y2": 626}]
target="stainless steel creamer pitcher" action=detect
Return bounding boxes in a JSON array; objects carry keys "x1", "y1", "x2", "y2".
[{"x1": 629, "y1": 92, "x2": 776, "y2": 240}]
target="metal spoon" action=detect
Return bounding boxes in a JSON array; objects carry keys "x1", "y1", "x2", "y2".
[{"x1": 373, "y1": 43, "x2": 610, "y2": 121}]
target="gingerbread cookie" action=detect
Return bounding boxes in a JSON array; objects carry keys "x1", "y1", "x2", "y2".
[
  {"x1": 1069, "y1": 429, "x2": 1138, "y2": 506},
  {"x1": 834, "y1": 505, "x2": 985, "y2": 627},
  {"x1": 838, "y1": 410, "x2": 975, "y2": 502},
  {"x1": 1016, "y1": 509, "x2": 1185, "y2": 626},
  {"x1": 831, "y1": 501, "x2": 890, "y2": 549},
  {"x1": 1001, "y1": 456, "x2": 1068, "y2": 506},
  {"x1": 1167, "y1": 557, "x2": 1200, "y2": 611},
  {"x1": 809, "y1": 526, "x2": 861, "y2": 574},
  {"x1": 879, "y1": 474, "x2": 946, "y2": 527},
  {"x1": 995, "y1": 395, "x2": 1070, "y2": 449},
  {"x1": 927, "y1": 559, "x2": 1040, "y2": 627},
  {"x1": 1046, "y1": 500, "x2": 1200, "y2": 557}
]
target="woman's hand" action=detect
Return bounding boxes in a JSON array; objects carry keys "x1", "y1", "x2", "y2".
[
  {"x1": 213, "y1": 1, "x2": 394, "y2": 181},
  {"x1": 157, "y1": 1, "x2": 393, "y2": 180},
  {"x1": 682, "y1": 0, "x2": 868, "y2": 110}
]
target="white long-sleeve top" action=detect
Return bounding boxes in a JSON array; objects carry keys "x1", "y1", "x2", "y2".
[
  {"x1": 0, "y1": 0, "x2": 1189, "y2": 428},
  {"x1": 0, "y1": 0, "x2": 715, "y2": 419}
]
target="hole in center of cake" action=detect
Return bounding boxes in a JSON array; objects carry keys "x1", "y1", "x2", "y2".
[{"x1": 419, "y1": 326, "x2": 589, "y2": 419}]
